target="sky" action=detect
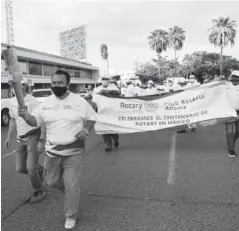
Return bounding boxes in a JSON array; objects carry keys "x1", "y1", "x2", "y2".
[{"x1": 1, "y1": 0, "x2": 239, "y2": 74}]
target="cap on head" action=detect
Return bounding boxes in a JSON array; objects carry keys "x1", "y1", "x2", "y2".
[
  {"x1": 231, "y1": 70, "x2": 239, "y2": 84},
  {"x1": 231, "y1": 70, "x2": 239, "y2": 77},
  {"x1": 147, "y1": 80, "x2": 154, "y2": 84},
  {"x1": 101, "y1": 76, "x2": 110, "y2": 81}
]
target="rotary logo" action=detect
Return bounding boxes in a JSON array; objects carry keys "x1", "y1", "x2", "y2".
[{"x1": 144, "y1": 101, "x2": 159, "y2": 112}]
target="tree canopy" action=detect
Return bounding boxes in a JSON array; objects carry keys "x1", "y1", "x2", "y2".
[{"x1": 135, "y1": 51, "x2": 239, "y2": 83}]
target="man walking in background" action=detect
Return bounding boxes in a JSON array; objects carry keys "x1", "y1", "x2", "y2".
[
  {"x1": 177, "y1": 75, "x2": 200, "y2": 134},
  {"x1": 5, "y1": 79, "x2": 46, "y2": 204},
  {"x1": 93, "y1": 76, "x2": 121, "y2": 152},
  {"x1": 146, "y1": 80, "x2": 158, "y2": 96},
  {"x1": 125, "y1": 78, "x2": 138, "y2": 97},
  {"x1": 225, "y1": 71, "x2": 239, "y2": 157},
  {"x1": 186, "y1": 74, "x2": 200, "y2": 88}
]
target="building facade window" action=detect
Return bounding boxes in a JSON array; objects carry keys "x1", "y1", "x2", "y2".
[
  {"x1": 74, "y1": 69, "x2": 81, "y2": 78},
  {"x1": 73, "y1": 69, "x2": 92, "y2": 78},
  {"x1": 85, "y1": 71, "x2": 92, "y2": 79},
  {"x1": 43, "y1": 63, "x2": 54, "y2": 76},
  {"x1": 65, "y1": 67, "x2": 74, "y2": 77},
  {"x1": 18, "y1": 59, "x2": 28, "y2": 74},
  {"x1": 80, "y1": 70, "x2": 86, "y2": 77},
  {"x1": 29, "y1": 61, "x2": 42, "y2": 76},
  {"x1": 1, "y1": 59, "x2": 6, "y2": 74},
  {"x1": 56, "y1": 65, "x2": 65, "y2": 71}
]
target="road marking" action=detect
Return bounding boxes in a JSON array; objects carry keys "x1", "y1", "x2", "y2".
[
  {"x1": 2, "y1": 150, "x2": 16, "y2": 159},
  {"x1": 167, "y1": 132, "x2": 177, "y2": 185}
]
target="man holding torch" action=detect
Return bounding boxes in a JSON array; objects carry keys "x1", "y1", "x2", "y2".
[{"x1": 18, "y1": 70, "x2": 97, "y2": 230}]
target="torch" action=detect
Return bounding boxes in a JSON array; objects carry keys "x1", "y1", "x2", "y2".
[{"x1": 2, "y1": 46, "x2": 25, "y2": 109}]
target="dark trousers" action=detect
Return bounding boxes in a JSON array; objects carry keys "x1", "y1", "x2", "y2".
[
  {"x1": 103, "y1": 134, "x2": 119, "y2": 148},
  {"x1": 225, "y1": 120, "x2": 239, "y2": 151}
]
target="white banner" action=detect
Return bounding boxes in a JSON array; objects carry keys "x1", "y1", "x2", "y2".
[{"x1": 93, "y1": 81, "x2": 237, "y2": 134}]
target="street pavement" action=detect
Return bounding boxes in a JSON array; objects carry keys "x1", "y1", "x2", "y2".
[{"x1": 1, "y1": 124, "x2": 239, "y2": 231}]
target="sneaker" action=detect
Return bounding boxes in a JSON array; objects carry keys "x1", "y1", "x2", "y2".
[
  {"x1": 228, "y1": 150, "x2": 237, "y2": 158},
  {"x1": 114, "y1": 141, "x2": 119, "y2": 148},
  {"x1": 65, "y1": 217, "x2": 76, "y2": 230},
  {"x1": 105, "y1": 147, "x2": 112, "y2": 152},
  {"x1": 190, "y1": 128, "x2": 196, "y2": 132},
  {"x1": 30, "y1": 189, "x2": 46, "y2": 203}
]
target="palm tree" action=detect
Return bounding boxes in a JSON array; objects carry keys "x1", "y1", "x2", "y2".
[
  {"x1": 152, "y1": 56, "x2": 171, "y2": 78},
  {"x1": 100, "y1": 44, "x2": 109, "y2": 77},
  {"x1": 168, "y1": 26, "x2": 186, "y2": 76},
  {"x1": 148, "y1": 29, "x2": 169, "y2": 78},
  {"x1": 208, "y1": 17, "x2": 237, "y2": 75}
]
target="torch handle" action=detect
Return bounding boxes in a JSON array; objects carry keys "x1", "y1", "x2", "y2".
[
  {"x1": 12, "y1": 82, "x2": 26, "y2": 109},
  {"x1": 2, "y1": 47, "x2": 25, "y2": 108}
]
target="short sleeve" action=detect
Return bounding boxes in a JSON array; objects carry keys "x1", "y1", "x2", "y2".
[
  {"x1": 31, "y1": 99, "x2": 40, "y2": 112},
  {"x1": 27, "y1": 99, "x2": 40, "y2": 114},
  {"x1": 84, "y1": 99, "x2": 97, "y2": 121},
  {"x1": 32, "y1": 103, "x2": 44, "y2": 127}
]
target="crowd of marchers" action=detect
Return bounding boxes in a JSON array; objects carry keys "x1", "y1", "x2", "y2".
[
  {"x1": 92, "y1": 74, "x2": 200, "y2": 98},
  {"x1": 4, "y1": 69, "x2": 239, "y2": 230}
]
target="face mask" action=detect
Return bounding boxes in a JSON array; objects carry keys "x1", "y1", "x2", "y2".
[{"x1": 51, "y1": 87, "x2": 67, "y2": 97}]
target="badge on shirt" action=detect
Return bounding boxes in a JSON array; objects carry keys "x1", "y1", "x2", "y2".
[{"x1": 63, "y1": 105, "x2": 73, "y2": 109}]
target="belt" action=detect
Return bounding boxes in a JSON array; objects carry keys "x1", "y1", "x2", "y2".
[{"x1": 19, "y1": 127, "x2": 41, "y2": 139}]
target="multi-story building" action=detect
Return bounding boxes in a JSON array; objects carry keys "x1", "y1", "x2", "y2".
[{"x1": 1, "y1": 43, "x2": 99, "y2": 98}]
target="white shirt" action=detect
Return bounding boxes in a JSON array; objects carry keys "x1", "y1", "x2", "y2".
[
  {"x1": 173, "y1": 85, "x2": 188, "y2": 91},
  {"x1": 9, "y1": 94, "x2": 40, "y2": 138},
  {"x1": 163, "y1": 86, "x2": 175, "y2": 92},
  {"x1": 135, "y1": 87, "x2": 147, "y2": 96},
  {"x1": 186, "y1": 82, "x2": 200, "y2": 89},
  {"x1": 157, "y1": 85, "x2": 169, "y2": 93},
  {"x1": 226, "y1": 82, "x2": 239, "y2": 110},
  {"x1": 121, "y1": 87, "x2": 126, "y2": 96},
  {"x1": 93, "y1": 83, "x2": 119, "y2": 94},
  {"x1": 32, "y1": 92, "x2": 97, "y2": 147},
  {"x1": 125, "y1": 85, "x2": 136, "y2": 97},
  {"x1": 145, "y1": 87, "x2": 158, "y2": 96}
]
